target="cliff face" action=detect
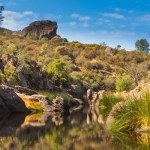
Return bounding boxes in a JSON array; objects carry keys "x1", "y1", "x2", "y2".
[{"x1": 13, "y1": 20, "x2": 57, "y2": 39}]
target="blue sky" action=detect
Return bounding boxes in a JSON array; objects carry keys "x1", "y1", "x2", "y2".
[{"x1": 0, "y1": 0, "x2": 150, "y2": 50}]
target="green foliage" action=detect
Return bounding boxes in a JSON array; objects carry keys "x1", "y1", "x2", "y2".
[
  {"x1": 115, "y1": 74, "x2": 133, "y2": 91},
  {"x1": 99, "y1": 92, "x2": 124, "y2": 120},
  {"x1": 47, "y1": 59, "x2": 70, "y2": 87},
  {"x1": 0, "y1": 29, "x2": 150, "y2": 91},
  {"x1": 110, "y1": 91, "x2": 150, "y2": 133},
  {"x1": 135, "y1": 39, "x2": 149, "y2": 53},
  {"x1": 27, "y1": 34, "x2": 38, "y2": 40},
  {"x1": 40, "y1": 37, "x2": 49, "y2": 42}
]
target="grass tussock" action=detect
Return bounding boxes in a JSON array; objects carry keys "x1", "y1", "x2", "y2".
[
  {"x1": 99, "y1": 92, "x2": 124, "y2": 120},
  {"x1": 109, "y1": 91, "x2": 150, "y2": 133}
]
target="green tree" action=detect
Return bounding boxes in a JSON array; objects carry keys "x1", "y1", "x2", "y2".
[
  {"x1": 116, "y1": 45, "x2": 121, "y2": 50},
  {"x1": 47, "y1": 59, "x2": 70, "y2": 87},
  {"x1": 135, "y1": 39, "x2": 149, "y2": 53},
  {"x1": 0, "y1": 6, "x2": 4, "y2": 26}
]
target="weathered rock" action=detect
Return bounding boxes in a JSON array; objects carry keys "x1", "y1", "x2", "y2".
[
  {"x1": 13, "y1": 20, "x2": 57, "y2": 40},
  {"x1": 28, "y1": 94, "x2": 53, "y2": 112},
  {"x1": 105, "y1": 47, "x2": 115, "y2": 56},
  {"x1": 0, "y1": 85, "x2": 30, "y2": 113},
  {"x1": 14, "y1": 85, "x2": 37, "y2": 95},
  {"x1": 69, "y1": 84, "x2": 83, "y2": 99}
]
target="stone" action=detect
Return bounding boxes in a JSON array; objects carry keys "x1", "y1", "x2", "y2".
[
  {"x1": 28, "y1": 94, "x2": 53, "y2": 112},
  {"x1": 13, "y1": 20, "x2": 57, "y2": 40},
  {"x1": 105, "y1": 47, "x2": 115, "y2": 56},
  {"x1": 0, "y1": 85, "x2": 30, "y2": 113},
  {"x1": 14, "y1": 85, "x2": 37, "y2": 95}
]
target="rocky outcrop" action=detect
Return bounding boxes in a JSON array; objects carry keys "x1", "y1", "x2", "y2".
[
  {"x1": 14, "y1": 85, "x2": 37, "y2": 95},
  {"x1": 13, "y1": 20, "x2": 57, "y2": 40},
  {"x1": 0, "y1": 85, "x2": 30, "y2": 113},
  {"x1": 87, "y1": 89, "x2": 105, "y2": 106},
  {"x1": 105, "y1": 47, "x2": 115, "y2": 56}
]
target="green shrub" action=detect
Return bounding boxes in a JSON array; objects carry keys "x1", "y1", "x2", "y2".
[
  {"x1": 115, "y1": 74, "x2": 133, "y2": 91},
  {"x1": 46, "y1": 59, "x2": 71, "y2": 88}
]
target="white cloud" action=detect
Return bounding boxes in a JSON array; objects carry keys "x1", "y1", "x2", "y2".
[
  {"x1": 138, "y1": 14, "x2": 150, "y2": 21},
  {"x1": 79, "y1": 16, "x2": 91, "y2": 21},
  {"x1": 7, "y1": 2, "x2": 17, "y2": 6},
  {"x1": 97, "y1": 18, "x2": 111, "y2": 25},
  {"x1": 45, "y1": 14, "x2": 62, "y2": 20},
  {"x1": 81, "y1": 23, "x2": 89, "y2": 28},
  {"x1": 102, "y1": 13, "x2": 125, "y2": 19},
  {"x1": 68, "y1": 22, "x2": 77, "y2": 26},
  {"x1": 114, "y1": 8, "x2": 121, "y2": 12},
  {"x1": 71, "y1": 13, "x2": 91, "y2": 21},
  {"x1": 71, "y1": 13, "x2": 80, "y2": 18},
  {"x1": 110, "y1": 30, "x2": 136, "y2": 36},
  {"x1": 2, "y1": 10, "x2": 38, "y2": 30}
]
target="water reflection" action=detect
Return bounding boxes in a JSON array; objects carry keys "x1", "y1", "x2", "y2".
[{"x1": 0, "y1": 107, "x2": 149, "y2": 150}]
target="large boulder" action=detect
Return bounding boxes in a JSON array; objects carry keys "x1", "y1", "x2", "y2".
[
  {"x1": 0, "y1": 85, "x2": 30, "y2": 113},
  {"x1": 13, "y1": 20, "x2": 57, "y2": 40}
]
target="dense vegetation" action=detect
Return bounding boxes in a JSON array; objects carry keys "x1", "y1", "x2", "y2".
[{"x1": 0, "y1": 28, "x2": 150, "y2": 93}]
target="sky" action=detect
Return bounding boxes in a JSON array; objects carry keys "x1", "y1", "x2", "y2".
[{"x1": 0, "y1": 0, "x2": 150, "y2": 50}]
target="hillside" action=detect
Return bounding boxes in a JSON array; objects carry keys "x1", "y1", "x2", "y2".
[{"x1": 0, "y1": 21, "x2": 150, "y2": 95}]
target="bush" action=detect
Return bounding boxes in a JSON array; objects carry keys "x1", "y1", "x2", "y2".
[
  {"x1": 46, "y1": 59, "x2": 70, "y2": 88},
  {"x1": 115, "y1": 74, "x2": 133, "y2": 92}
]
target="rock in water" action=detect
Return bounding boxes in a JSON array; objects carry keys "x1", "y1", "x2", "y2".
[
  {"x1": 0, "y1": 85, "x2": 30, "y2": 113},
  {"x1": 13, "y1": 20, "x2": 57, "y2": 40}
]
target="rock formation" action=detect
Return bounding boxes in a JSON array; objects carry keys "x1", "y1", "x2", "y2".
[
  {"x1": 0, "y1": 85, "x2": 30, "y2": 113},
  {"x1": 13, "y1": 20, "x2": 57, "y2": 40}
]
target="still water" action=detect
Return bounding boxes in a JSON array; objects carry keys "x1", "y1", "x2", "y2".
[{"x1": 0, "y1": 106, "x2": 149, "y2": 150}]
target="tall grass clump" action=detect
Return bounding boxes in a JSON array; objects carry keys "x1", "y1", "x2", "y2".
[
  {"x1": 99, "y1": 92, "x2": 124, "y2": 120},
  {"x1": 110, "y1": 91, "x2": 150, "y2": 133}
]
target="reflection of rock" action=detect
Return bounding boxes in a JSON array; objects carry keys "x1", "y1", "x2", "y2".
[
  {"x1": 0, "y1": 85, "x2": 30, "y2": 113},
  {"x1": 86, "y1": 89, "x2": 105, "y2": 125},
  {"x1": 52, "y1": 113, "x2": 64, "y2": 126},
  {"x1": 0, "y1": 113, "x2": 27, "y2": 137},
  {"x1": 69, "y1": 105, "x2": 85, "y2": 125},
  {"x1": 69, "y1": 84, "x2": 83, "y2": 99},
  {"x1": 52, "y1": 96, "x2": 65, "y2": 113},
  {"x1": 21, "y1": 112, "x2": 53, "y2": 127}
]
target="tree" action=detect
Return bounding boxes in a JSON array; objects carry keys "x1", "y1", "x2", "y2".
[
  {"x1": 135, "y1": 39, "x2": 149, "y2": 53},
  {"x1": 0, "y1": 6, "x2": 4, "y2": 26},
  {"x1": 46, "y1": 59, "x2": 70, "y2": 87},
  {"x1": 116, "y1": 45, "x2": 121, "y2": 50},
  {"x1": 100, "y1": 42, "x2": 107, "y2": 46}
]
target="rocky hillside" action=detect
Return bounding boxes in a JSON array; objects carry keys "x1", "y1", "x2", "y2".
[{"x1": 0, "y1": 20, "x2": 150, "y2": 97}]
